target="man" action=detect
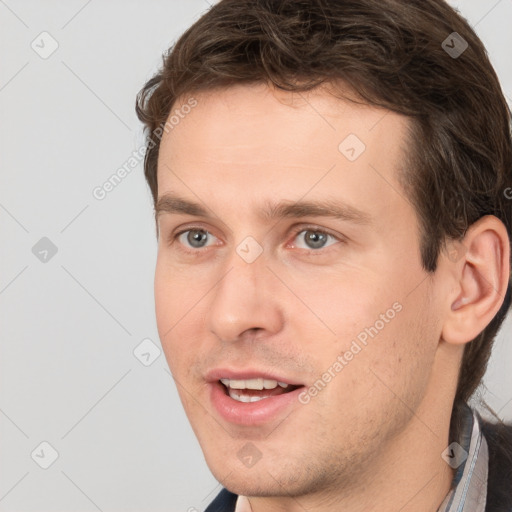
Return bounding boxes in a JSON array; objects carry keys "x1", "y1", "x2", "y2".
[{"x1": 136, "y1": 0, "x2": 512, "y2": 510}]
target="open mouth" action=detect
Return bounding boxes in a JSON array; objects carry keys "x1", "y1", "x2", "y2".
[{"x1": 219, "y1": 378, "x2": 302, "y2": 403}]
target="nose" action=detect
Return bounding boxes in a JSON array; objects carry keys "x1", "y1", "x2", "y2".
[{"x1": 207, "y1": 251, "x2": 285, "y2": 343}]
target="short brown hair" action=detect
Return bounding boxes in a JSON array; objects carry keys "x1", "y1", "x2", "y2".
[{"x1": 136, "y1": 0, "x2": 512, "y2": 428}]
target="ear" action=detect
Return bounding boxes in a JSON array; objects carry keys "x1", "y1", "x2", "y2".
[{"x1": 441, "y1": 215, "x2": 510, "y2": 345}]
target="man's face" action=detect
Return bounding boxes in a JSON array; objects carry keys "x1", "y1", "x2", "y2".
[{"x1": 154, "y1": 83, "x2": 448, "y2": 497}]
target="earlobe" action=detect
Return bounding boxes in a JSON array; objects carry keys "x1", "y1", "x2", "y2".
[{"x1": 441, "y1": 215, "x2": 510, "y2": 346}]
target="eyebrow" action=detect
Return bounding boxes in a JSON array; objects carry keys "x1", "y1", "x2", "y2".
[{"x1": 155, "y1": 193, "x2": 372, "y2": 225}]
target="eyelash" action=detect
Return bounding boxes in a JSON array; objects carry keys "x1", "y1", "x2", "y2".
[{"x1": 168, "y1": 224, "x2": 344, "y2": 255}]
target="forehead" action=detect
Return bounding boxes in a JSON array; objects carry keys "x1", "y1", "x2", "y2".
[{"x1": 156, "y1": 82, "x2": 412, "y2": 223}]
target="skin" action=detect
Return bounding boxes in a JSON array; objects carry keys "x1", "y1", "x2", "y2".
[{"x1": 153, "y1": 82, "x2": 509, "y2": 511}]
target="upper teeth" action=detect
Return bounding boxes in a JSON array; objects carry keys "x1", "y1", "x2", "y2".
[{"x1": 220, "y1": 378, "x2": 289, "y2": 390}]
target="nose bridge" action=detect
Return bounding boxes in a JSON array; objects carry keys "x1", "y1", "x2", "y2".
[{"x1": 207, "y1": 243, "x2": 283, "y2": 342}]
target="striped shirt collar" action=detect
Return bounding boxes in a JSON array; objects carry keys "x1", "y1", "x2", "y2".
[
  {"x1": 235, "y1": 404, "x2": 488, "y2": 512},
  {"x1": 438, "y1": 404, "x2": 488, "y2": 512}
]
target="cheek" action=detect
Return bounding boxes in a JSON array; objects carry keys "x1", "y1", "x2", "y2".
[
  {"x1": 286, "y1": 270, "x2": 394, "y2": 351},
  {"x1": 154, "y1": 257, "x2": 201, "y2": 330},
  {"x1": 154, "y1": 261, "x2": 197, "y2": 373},
  {"x1": 354, "y1": 297, "x2": 436, "y2": 408},
  {"x1": 314, "y1": 310, "x2": 435, "y2": 448},
  {"x1": 301, "y1": 272, "x2": 436, "y2": 409},
  {"x1": 154, "y1": 266, "x2": 174, "y2": 343}
]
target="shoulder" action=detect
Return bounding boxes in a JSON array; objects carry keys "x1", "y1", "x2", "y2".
[
  {"x1": 481, "y1": 418, "x2": 512, "y2": 511},
  {"x1": 204, "y1": 488, "x2": 238, "y2": 512}
]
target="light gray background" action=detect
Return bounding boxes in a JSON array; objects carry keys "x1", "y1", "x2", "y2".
[{"x1": 0, "y1": 1, "x2": 511, "y2": 511}]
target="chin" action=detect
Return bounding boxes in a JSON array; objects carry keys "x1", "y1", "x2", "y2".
[
  {"x1": 205, "y1": 447, "x2": 313, "y2": 498},
  {"x1": 216, "y1": 471, "x2": 287, "y2": 498}
]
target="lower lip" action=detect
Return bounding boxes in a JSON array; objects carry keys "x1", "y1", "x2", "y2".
[{"x1": 209, "y1": 381, "x2": 305, "y2": 426}]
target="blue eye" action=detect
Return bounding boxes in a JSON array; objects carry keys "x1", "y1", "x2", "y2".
[
  {"x1": 293, "y1": 229, "x2": 338, "y2": 250},
  {"x1": 177, "y1": 229, "x2": 216, "y2": 249},
  {"x1": 170, "y1": 226, "x2": 342, "y2": 254}
]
